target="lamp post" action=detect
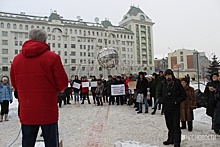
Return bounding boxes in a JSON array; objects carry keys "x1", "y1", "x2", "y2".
[{"x1": 194, "y1": 50, "x2": 200, "y2": 90}]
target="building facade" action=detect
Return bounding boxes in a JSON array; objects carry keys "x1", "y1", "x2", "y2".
[
  {"x1": 119, "y1": 6, "x2": 155, "y2": 73},
  {"x1": 0, "y1": 6, "x2": 154, "y2": 78},
  {"x1": 167, "y1": 49, "x2": 210, "y2": 79},
  {"x1": 154, "y1": 57, "x2": 168, "y2": 72}
]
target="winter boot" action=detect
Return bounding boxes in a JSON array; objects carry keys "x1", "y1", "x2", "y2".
[
  {"x1": 188, "y1": 121, "x2": 193, "y2": 131},
  {"x1": 180, "y1": 121, "x2": 186, "y2": 129},
  {"x1": 5, "y1": 114, "x2": 9, "y2": 121},
  {"x1": 0, "y1": 115, "x2": 3, "y2": 122}
]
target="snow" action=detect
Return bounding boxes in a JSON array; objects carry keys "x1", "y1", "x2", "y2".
[{"x1": 0, "y1": 81, "x2": 219, "y2": 147}]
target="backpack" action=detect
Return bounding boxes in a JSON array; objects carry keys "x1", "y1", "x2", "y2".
[{"x1": 195, "y1": 89, "x2": 207, "y2": 108}]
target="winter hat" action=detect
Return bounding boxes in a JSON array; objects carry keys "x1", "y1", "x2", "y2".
[
  {"x1": 139, "y1": 72, "x2": 144, "y2": 76},
  {"x1": 164, "y1": 69, "x2": 173, "y2": 76},
  {"x1": 1, "y1": 76, "x2": 8, "y2": 81},
  {"x1": 210, "y1": 73, "x2": 219, "y2": 81},
  {"x1": 181, "y1": 78, "x2": 188, "y2": 83}
]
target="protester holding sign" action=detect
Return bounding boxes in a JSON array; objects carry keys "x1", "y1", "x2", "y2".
[
  {"x1": 114, "y1": 76, "x2": 125, "y2": 105},
  {"x1": 73, "y1": 75, "x2": 81, "y2": 104},
  {"x1": 91, "y1": 76, "x2": 97, "y2": 104},
  {"x1": 95, "y1": 79, "x2": 104, "y2": 106},
  {"x1": 107, "y1": 75, "x2": 116, "y2": 105},
  {"x1": 81, "y1": 77, "x2": 91, "y2": 104}
]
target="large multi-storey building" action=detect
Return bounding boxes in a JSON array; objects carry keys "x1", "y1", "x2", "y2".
[{"x1": 0, "y1": 6, "x2": 154, "y2": 78}]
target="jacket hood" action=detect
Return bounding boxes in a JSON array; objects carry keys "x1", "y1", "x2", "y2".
[
  {"x1": 210, "y1": 73, "x2": 219, "y2": 82},
  {"x1": 22, "y1": 40, "x2": 50, "y2": 58}
]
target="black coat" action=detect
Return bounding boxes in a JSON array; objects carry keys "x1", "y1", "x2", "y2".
[
  {"x1": 204, "y1": 81, "x2": 220, "y2": 117},
  {"x1": 136, "y1": 78, "x2": 148, "y2": 96},
  {"x1": 159, "y1": 78, "x2": 186, "y2": 110},
  {"x1": 149, "y1": 78, "x2": 156, "y2": 97}
]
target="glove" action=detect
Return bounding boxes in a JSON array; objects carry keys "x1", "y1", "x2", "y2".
[{"x1": 10, "y1": 100, "x2": 12, "y2": 104}]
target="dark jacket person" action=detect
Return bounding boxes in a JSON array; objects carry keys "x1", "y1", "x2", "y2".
[{"x1": 158, "y1": 69, "x2": 186, "y2": 147}]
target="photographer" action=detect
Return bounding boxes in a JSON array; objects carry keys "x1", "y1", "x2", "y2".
[{"x1": 158, "y1": 69, "x2": 186, "y2": 147}]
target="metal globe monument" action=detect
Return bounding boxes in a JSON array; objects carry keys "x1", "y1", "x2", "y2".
[{"x1": 97, "y1": 48, "x2": 119, "y2": 74}]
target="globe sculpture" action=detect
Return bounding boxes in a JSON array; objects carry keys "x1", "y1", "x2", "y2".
[{"x1": 97, "y1": 48, "x2": 119, "y2": 69}]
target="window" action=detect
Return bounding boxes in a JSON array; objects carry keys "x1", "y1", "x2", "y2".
[
  {"x1": 122, "y1": 41, "x2": 125, "y2": 45},
  {"x1": 91, "y1": 52, "x2": 94, "y2": 57},
  {"x1": 48, "y1": 35, "x2": 51, "y2": 40},
  {"x1": 31, "y1": 25, "x2": 34, "y2": 29},
  {"x1": 70, "y1": 29, "x2": 72, "y2": 34},
  {"x1": 127, "y1": 48, "x2": 129, "y2": 52},
  {"x1": 58, "y1": 51, "x2": 61, "y2": 55},
  {"x1": 80, "y1": 52, "x2": 82, "y2": 56},
  {"x1": 2, "y1": 57, "x2": 8, "y2": 63},
  {"x1": 71, "y1": 67, "x2": 76, "y2": 71},
  {"x1": 58, "y1": 43, "x2": 61, "y2": 48},
  {"x1": 64, "y1": 59, "x2": 67, "y2": 64},
  {"x1": 71, "y1": 59, "x2": 76, "y2": 63},
  {"x1": 58, "y1": 36, "x2": 61, "y2": 41},
  {"x1": 47, "y1": 27, "x2": 50, "y2": 32},
  {"x1": 88, "y1": 52, "x2": 90, "y2": 57},
  {"x1": 19, "y1": 41, "x2": 23, "y2": 46},
  {"x1": 7, "y1": 23, "x2": 10, "y2": 29},
  {"x1": 64, "y1": 44, "x2": 67, "y2": 48},
  {"x1": 19, "y1": 33, "x2": 23, "y2": 38},
  {"x1": 1, "y1": 22, "x2": 4, "y2": 28},
  {"x1": 70, "y1": 51, "x2": 76, "y2": 56},
  {"x1": 13, "y1": 24, "x2": 17, "y2": 29},
  {"x1": 97, "y1": 32, "x2": 99, "y2": 36},
  {"x1": 52, "y1": 43, "x2": 55, "y2": 48},
  {"x1": 75, "y1": 29, "x2": 77, "y2": 34},
  {"x1": 2, "y1": 31, "x2": 8, "y2": 37},
  {"x1": 122, "y1": 54, "x2": 126, "y2": 58},
  {"x1": 79, "y1": 30, "x2": 82, "y2": 35},
  {"x1": 15, "y1": 49, "x2": 19, "y2": 54},
  {"x1": 180, "y1": 51, "x2": 183, "y2": 55},
  {"x1": 80, "y1": 59, "x2": 82, "y2": 63},
  {"x1": 71, "y1": 44, "x2": 75, "y2": 48},
  {"x1": 37, "y1": 26, "x2": 39, "y2": 28},
  {"x1": 99, "y1": 67, "x2": 102, "y2": 71},
  {"x1": 52, "y1": 35, "x2": 55, "y2": 40},
  {"x1": 130, "y1": 48, "x2": 133, "y2": 52},
  {"x1": 42, "y1": 26, "x2": 45, "y2": 29},
  {"x1": 25, "y1": 25, "x2": 28, "y2": 30},
  {"x1": 64, "y1": 51, "x2": 67, "y2": 56},
  {"x1": 122, "y1": 47, "x2": 126, "y2": 51},
  {"x1": 25, "y1": 33, "x2": 28, "y2": 38},
  {"x1": 84, "y1": 45, "x2": 86, "y2": 49},
  {"x1": 82, "y1": 67, "x2": 85, "y2": 71},
  {"x1": 91, "y1": 45, "x2": 94, "y2": 49},
  {"x1": 180, "y1": 56, "x2": 184, "y2": 62},
  {"x1": 2, "y1": 67, "x2": 8, "y2": 71},
  {"x1": 2, "y1": 40, "x2": 8, "y2": 45},
  {"x1": 2, "y1": 49, "x2": 8, "y2": 54},
  {"x1": 71, "y1": 37, "x2": 75, "y2": 41},
  {"x1": 84, "y1": 52, "x2": 86, "y2": 56},
  {"x1": 80, "y1": 45, "x2": 82, "y2": 49},
  {"x1": 48, "y1": 43, "x2": 50, "y2": 46},
  {"x1": 19, "y1": 24, "x2": 23, "y2": 30}
]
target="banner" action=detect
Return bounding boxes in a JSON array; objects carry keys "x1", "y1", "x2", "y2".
[
  {"x1": 82, "y1": 82, "x2": 89, "y2": 88},
  {"x1": 73, "y1": 82, "x2": 80, "y2": 89},
  {"x1": 111, "y1": 84, "x2": 125, "y2": 96},
  {"x1": 128, "y1": 81, "x2": 137, "y2": 89},
  {"x1": 91, "y1": 81, "x2": 98, "y2": 87}
]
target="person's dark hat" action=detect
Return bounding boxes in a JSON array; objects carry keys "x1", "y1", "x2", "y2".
[
  {"x1": 117, "y1": 76, "x2": 121, "y2": 79},
  {"x1": 108, "y1": 75, "x2": 112, "y2": 78},
  {"x1": 139, "y1": 72, "x2": 144, "y2": 76},
  {"x1": 210, "y1": 72, "x2": 219, "y2": 81},
  {"x1": 164, "y1": 69, "x2": 173, "y2": 76},
  {"x1": 181, "y1": 78, "x2": 188, "y2": 83},
  {"x1": 152, "y1": 73, "x2": 157, "y2": 76}
]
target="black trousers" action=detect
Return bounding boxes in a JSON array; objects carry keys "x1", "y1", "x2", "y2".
[
  {"x1": 82, "y1": 92, "x2": 90, "y2": 104},
  {"x1": 63, "y1": 91, "x2": 70, "y2": 104},
  {"x1": 109, "y1": 96, "x2": 115, "y2": 105},
  {"x1": 0, "y1": 100, "x2": 9, "y2": 115},
  {"x1": 22, "y1": 122, "x2": 59, "y2": 147},
  {"x1": 164, "y1": 108, "x2": 181, "y2": 146},
  {"x1": 116, "y1": 96, "x2": 123, "y2": 105}
]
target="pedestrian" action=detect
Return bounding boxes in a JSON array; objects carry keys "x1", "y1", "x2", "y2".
[
  {"x1": 136, "y1": 72, "x2": 149, "y2": 114},
  {"x1": 204, "y1": 73, "x2": 220, "y2": 135},
  {"x1": 95, "y1": 79, "x2": 104, "y2": 106},
  {"x1": 81, "y1": 77, "x2": 91, "y2": 104},
  {"x1": 115, "y1": 76, "x2": 125, "y2": 105},
  {"x1": 180, "y1": 78, "x2": 197, "y2": 131},
  {"x1": 91, "y1": 76, "x2": 97, "y2": 104},
  {"x1": 72, "y1": 75, "x2": 81, "y2": 104},
  {"x1": 158, "y1": 69, "x2": 186, "y2": 147},
  {"x1": 107, "y1": 75, "x2": 115, "y2": 105},
  {"x1": 10, "y1": 29, "x2": 68, "y2": 147},
  {"x1": 0, "y1": 76, "x2": 13, "y2": 122}
]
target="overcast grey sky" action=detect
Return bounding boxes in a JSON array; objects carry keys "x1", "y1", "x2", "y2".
[{"x1": 1, "y1": 0, "x2": 220, "y2": 60}]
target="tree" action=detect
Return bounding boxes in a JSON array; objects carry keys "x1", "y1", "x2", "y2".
[{"x1": 207, "y1": 54, "x2": 220, "y2": 78}]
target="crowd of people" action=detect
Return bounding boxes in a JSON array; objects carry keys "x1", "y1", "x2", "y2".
[{"x1": 0, "y1": 28, "x2": 219, "y2": 147}]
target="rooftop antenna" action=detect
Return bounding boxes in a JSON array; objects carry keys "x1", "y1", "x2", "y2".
[
  {"x1": 94, "y1": 17, "x2": 99, "y2": 23},
  {"x1": 76, "y1": 16, "x2": 81, "y2": 20}
]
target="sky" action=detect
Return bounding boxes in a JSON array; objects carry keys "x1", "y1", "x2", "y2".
[{"x1": 1, "y1": 0, "x2": 220, "y2": 60}]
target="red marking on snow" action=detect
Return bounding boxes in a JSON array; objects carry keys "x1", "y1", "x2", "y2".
[{"x1": 81, "y1": 105, "x2": 110, "y2": 147}]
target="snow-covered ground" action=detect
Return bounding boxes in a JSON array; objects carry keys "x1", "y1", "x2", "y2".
[{"x1": 0, "y1": 82, "x2": 219, "y2": 147}]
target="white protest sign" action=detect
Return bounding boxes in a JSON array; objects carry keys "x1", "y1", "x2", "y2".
[
  {"x1": 91, "y1": 81, "x2": 98, "y2": 87},
  {"x1": 111, "y1": 84, "x2": 125, "y2": 96},
  {"x1": 73, "y1": 82, "x2": 80, "y2": 89},
  {"x1": 82, "y1": 82, "x2": 89, "y2": 88}
]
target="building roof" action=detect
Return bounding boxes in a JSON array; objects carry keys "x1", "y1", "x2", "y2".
[
  {"x1": 101, "y1": 20, "x2": 113, "y2": 28},
  {"x1": 126, "y1": 6, "x2": 149, "y2": 19},
  {"x1": 48, "y1": 12, "x2": 62, "y2": 22}
]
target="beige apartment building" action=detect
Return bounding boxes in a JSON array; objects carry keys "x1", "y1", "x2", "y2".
[{"x1": 0, "y1": 6, "x2": 155, "y2": 78}]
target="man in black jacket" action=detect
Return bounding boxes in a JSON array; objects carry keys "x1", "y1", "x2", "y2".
[
  {"x1": 158, "y1": 69, "x2": 186, "y2": 147},
  {"x1": 136, "y1": 72, "x2": 149, "y2": 113}
]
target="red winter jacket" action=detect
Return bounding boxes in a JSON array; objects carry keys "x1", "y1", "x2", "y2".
[
  {"x1": 81, "y1": 80, "x2": 89, "y2": 93},
  {"x1": 10, "y1": 40, "x2": 68, "y2": 125}
]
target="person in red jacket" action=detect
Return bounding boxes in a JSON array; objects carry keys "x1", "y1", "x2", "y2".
[
  {"x1": 81, "y1": 77, "x2": 91, "y2": 104},
  {"x1": 10, "y1": 29, "x2": 68, "y2": 147}
]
